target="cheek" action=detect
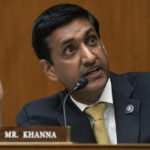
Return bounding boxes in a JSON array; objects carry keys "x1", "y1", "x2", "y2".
[
  {"x1": 95, "y1": 48, "x2": 109, "y2": 68},
  {"x1": 54, "y1": 63, "x2": 81, "y2": 91},
  {"x1": 95, "y1": 47, "x2": 107, "y2": 60},
  {"x1": 53, "y1": 58, "x2": 81, "y2": 80},
  {"x1": 57, "y1": 53, "x2": 80, "y2": 71}
]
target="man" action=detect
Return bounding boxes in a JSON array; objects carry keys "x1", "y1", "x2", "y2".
[{"x1": 16, "y1": 4, "x2": 150, "y2": 144}]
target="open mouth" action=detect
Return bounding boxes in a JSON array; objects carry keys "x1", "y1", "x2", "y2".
[{"x1": 86, "y1": 67, "x2": 100, "y2": 76}]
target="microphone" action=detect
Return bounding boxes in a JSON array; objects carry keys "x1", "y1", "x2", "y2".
[{"x1": 63, "y1": 77, "x2": 88, "y2": 126}]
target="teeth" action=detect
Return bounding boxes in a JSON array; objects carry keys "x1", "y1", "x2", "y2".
[
  {"x1": 87, "y1": 68, "x2": 99, "y2": 75},
  {"x1": 89, "y1": 70, "x2": 97, "y2": 75}
]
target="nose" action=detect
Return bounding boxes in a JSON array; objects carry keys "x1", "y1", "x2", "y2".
[{"x1": 80, "y1": 44, "x2": 96, "y2": 66}]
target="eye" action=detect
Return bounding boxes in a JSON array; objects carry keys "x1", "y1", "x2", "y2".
[
  {"x1": 87, "y1": 35, "x2": 98, "y2": 46},
  {"x1": 64, "y1": 46, "x2": 75, "y2": 56}
]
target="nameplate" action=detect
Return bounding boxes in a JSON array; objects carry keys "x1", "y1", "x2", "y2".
[{"x1": 0, "y1": 126, "x2": 71, "y2": 142}]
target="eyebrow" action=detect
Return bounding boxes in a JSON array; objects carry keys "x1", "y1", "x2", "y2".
[
  {"x1": 84, "y1": 28, "x2": 95, "y2": 37},
  {"x1": 60, "y1": 27, "x2": 95, "y2": 47},
  {"x1": 61, "y1": 38, "x2": 74, "y2": 47}
]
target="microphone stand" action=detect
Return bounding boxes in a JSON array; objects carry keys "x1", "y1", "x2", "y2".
[{"x1": 63, "y1": 77, "x2": 88, "y2": 126}]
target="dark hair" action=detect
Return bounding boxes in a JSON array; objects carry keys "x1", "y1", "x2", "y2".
[{"x1": 32, "y1": 3, "x2": 100, "y2": 64}]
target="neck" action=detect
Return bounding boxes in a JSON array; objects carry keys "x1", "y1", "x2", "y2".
[{"x1": 71, "y1": 88, "x2": 103, "y2": 105}]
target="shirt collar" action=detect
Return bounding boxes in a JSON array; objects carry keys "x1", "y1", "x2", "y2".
[{"x1": 70, "y1": 78, "x2": 113, "y2": 112}]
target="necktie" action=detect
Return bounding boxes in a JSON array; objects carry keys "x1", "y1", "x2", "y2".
[{"x1": 85, "y1": 102, "x2": 110, "y2": 144}]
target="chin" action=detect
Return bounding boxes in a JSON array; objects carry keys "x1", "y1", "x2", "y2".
[{"x1": 86, "y1": 76, "x2": 108, "y2": 91}]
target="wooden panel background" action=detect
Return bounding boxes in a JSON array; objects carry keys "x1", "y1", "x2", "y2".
[{"x1": 0, "y1": 0, "x2": 150, "y2": 126}]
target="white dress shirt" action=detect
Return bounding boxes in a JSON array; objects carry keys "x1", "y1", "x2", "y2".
[{"x1": 70, "y1": 78, "x2": 117, "y2": 144}]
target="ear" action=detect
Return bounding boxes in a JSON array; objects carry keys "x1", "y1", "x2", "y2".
[{"x1": 39, "y1": 59, "x2": 58, "y2": 82}]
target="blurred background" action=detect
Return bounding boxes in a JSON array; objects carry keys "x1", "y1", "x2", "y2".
[{"x1": 0, "y1": 0, "x2": 150, "y2": 126}]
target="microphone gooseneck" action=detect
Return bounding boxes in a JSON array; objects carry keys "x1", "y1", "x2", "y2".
[{"x1": 63, "y1": 77, "x2": 88, "y2": 126}]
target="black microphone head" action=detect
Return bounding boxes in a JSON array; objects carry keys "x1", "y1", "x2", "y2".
[{"x1": 74, "y1": 77, "x2": 88, "y2": 91}]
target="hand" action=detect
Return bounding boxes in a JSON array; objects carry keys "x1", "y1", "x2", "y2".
[{"x1": 0, "y1": 81, "x2": 4, "y2": 100}]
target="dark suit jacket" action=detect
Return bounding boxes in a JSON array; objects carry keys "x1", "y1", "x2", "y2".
[{"x1": 16, "y1": 72, "x2": 150, "y2": 143}]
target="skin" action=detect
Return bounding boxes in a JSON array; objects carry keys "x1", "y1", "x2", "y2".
[
  {"x1": 0, "y1": 81, "x2": 3, "y2": 100},
  {"x1": 40, "y1": 18, "x2": 110, "y2": 105}
]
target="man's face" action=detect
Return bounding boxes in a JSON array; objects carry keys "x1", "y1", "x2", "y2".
[{"x1": 49, "y1": 18, "x2": 109, "y2": 95}]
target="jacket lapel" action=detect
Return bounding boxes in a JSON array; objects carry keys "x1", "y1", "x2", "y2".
[
  {"x1": 56, "y1": 91, "x2": 96, "y2": 143},
  {"x1": 110, "y1": 72, "x2": 140, "y2": 143}
]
